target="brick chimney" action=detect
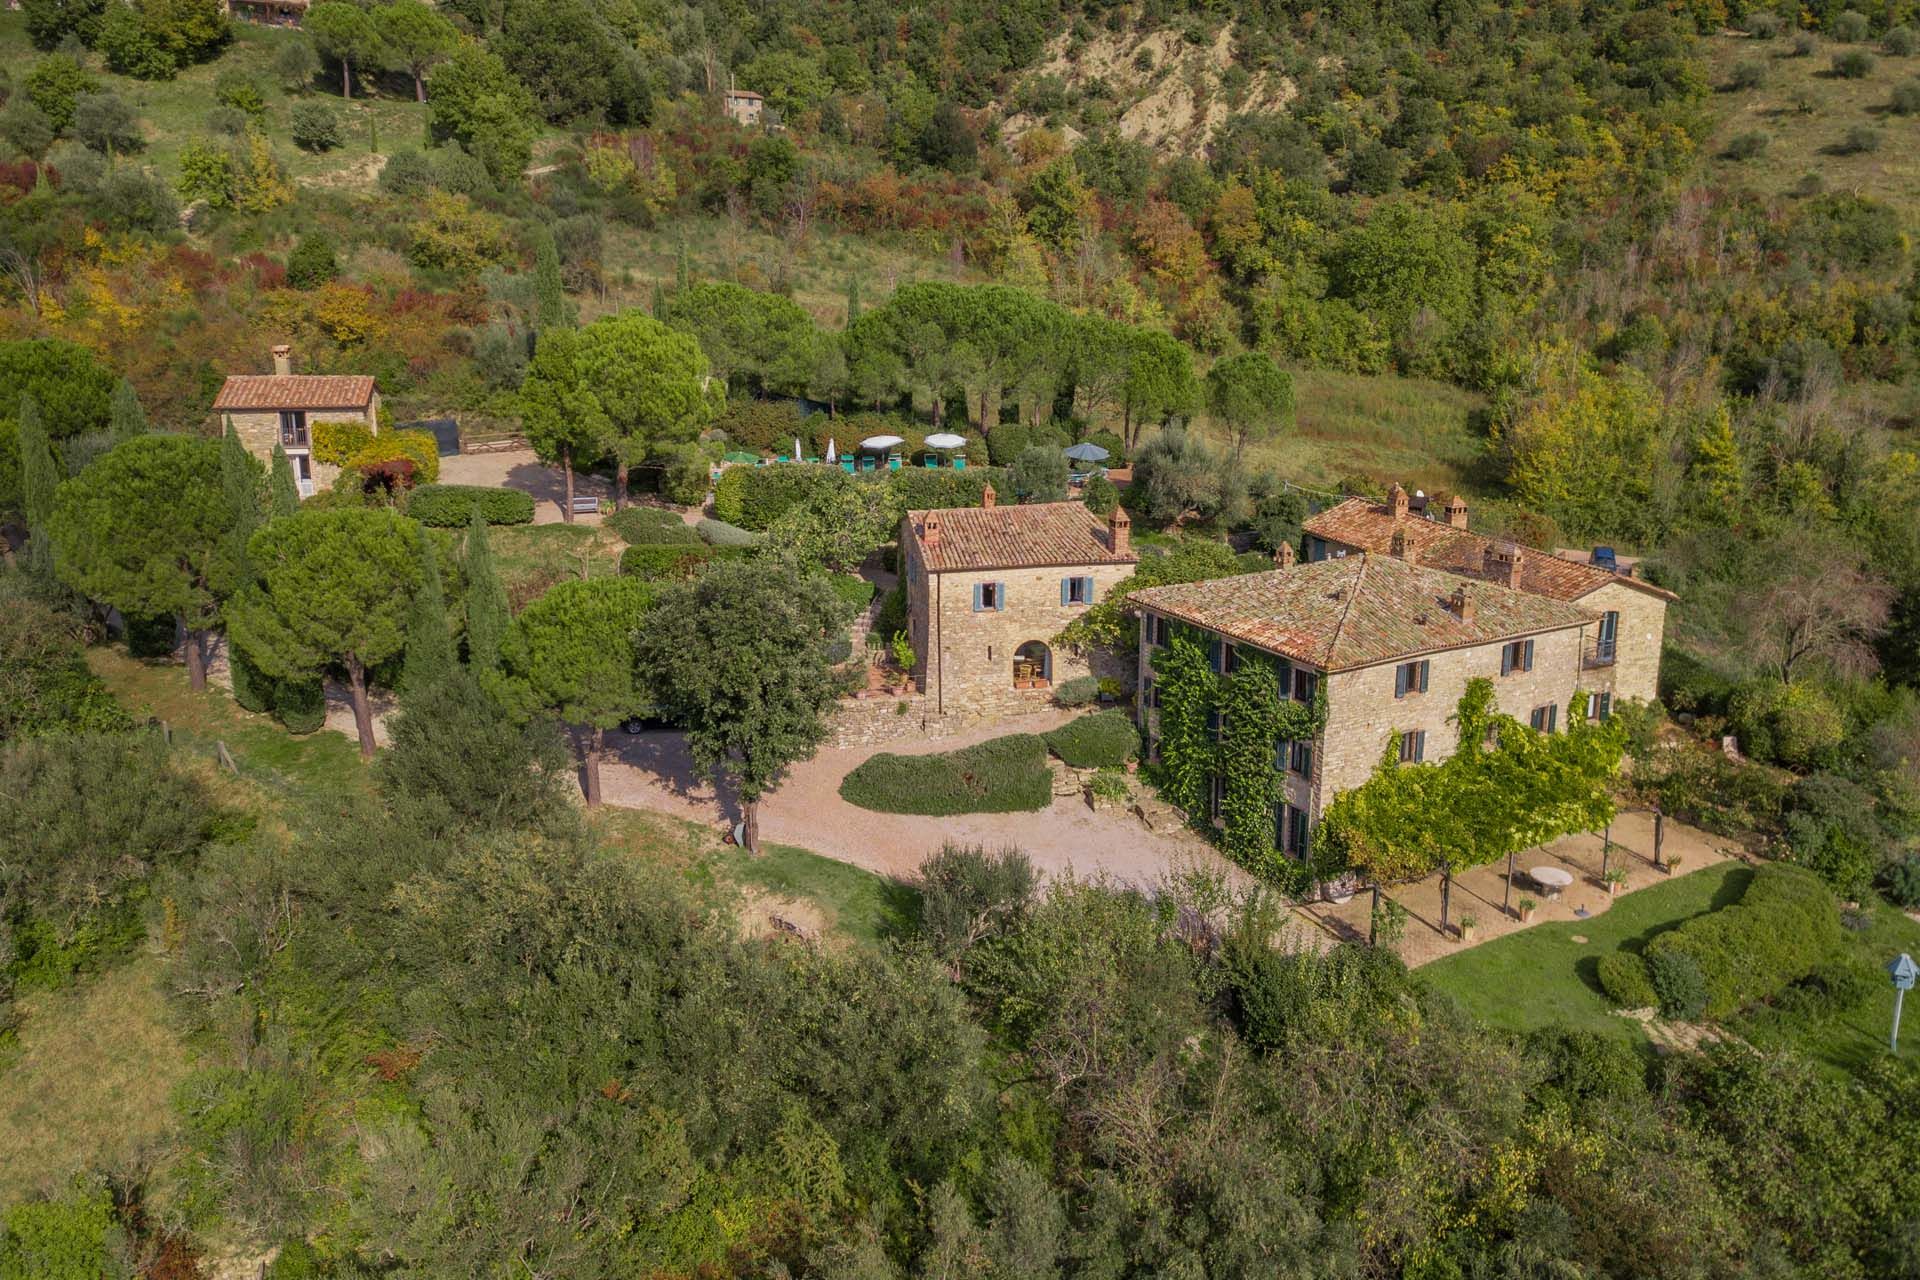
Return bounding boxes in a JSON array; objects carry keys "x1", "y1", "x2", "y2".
[
  {"x1": 921, "y1": 513, "x2": 941, "y2": 551},
  {"x1": 980, "y1": 482, "x2": 996, "y2": 509},
  {"x1": 1274, "y1": 541, "x2": 1296, "y2": 568},
  {"x1": 1108, "y1": 506, "x2": 1131, "y2": 556},
  {"x1": 1443, "y1": 493, "x2": 1469, "y2": 530},
  {"x1": 1388, "y1": 482, "x2": 1409, "y2": 520},
  {"x1": 1482, "y1": 541, "x2": 1523, "y2": 589},
  {"x1": 1389, "y1": 528, "x2": 1414, "y2": 562},
  {"x1": 1451, "y1": 584, "x2": 1475, "y2": 624},
  {"x1": 271, "y1": 344, "x2": 293, "y2": 376}
]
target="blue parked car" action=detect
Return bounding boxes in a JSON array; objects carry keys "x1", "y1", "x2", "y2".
[{"x1": 1591, "y1": 546, "x2": 1618, "y2": 571}]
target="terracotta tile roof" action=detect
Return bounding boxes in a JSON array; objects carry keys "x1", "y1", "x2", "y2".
[
  {"x1": 213, "y1": 374, "x2": 376, "y2": 412},
  {"x1": 1303, "y1": 497, "x2": 1678, "y2": 603},
  {"x1": 907, "y1": 501, "x2": 1137, "y2": 573},
  {"x1": 1130, "y1": 554, "x2": 1597, "y2": 672}
]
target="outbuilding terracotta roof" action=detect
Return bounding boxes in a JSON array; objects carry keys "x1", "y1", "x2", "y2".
[
  {"x1": 1303, "y1": 497, "x2": 1678, "y2": 603},
  {"x1": 1131, "y1": 554, "x2": 1597, "y2": 672},
  {"x1": 907, "y1": 501, "x2": 1136, "y2": 573},
  {"x1": 213, "y1": 375, "x2": 376, "y2": 412}
]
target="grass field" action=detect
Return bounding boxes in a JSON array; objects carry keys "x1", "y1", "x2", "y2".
[
  {"x1": 1733, "y1": 899, "x2": 1920, "y2": 1075},
  {"x1": 738, "y1": 844, "x2": 920, "y2": 948},
  {"x1": 1236, "y1": 368, "x2": 1490, "y2": 498},
  {"x1": 1421, "y1": 863, "x2": 1753, "y2": 1043},
  {"x1": 1703, "y1": 30, "x2": 1920, "y2": 213},
  {"x1": 488, "y1": 523, "x2": 627, "y2": 609}
]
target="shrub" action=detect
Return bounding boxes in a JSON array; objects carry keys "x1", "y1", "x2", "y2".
[
  {"x1": 1892, "y1": 80, "x2": 1920, "y2": 113},
  {"x1": 711, "y1": 399, "x2": 806, "y2": 452},
  {"x1": 1728, "y1": 678, "x2": 1843, "y2": 768},
  {"x1": 1747, "y1": 11, "x2": 1781, "y2": 37},
  {"x1": 1838, "y1": 125, "x2": 1881, "y2": 153},
  {"x1": 721, "y1": 464, "x2": 854, "y2": 532},
  {"x1": 406, "y1": 484, "x2": 535, "y2": 527},
  {"x1": 289, "y1": 101, "x2": 341, "y2": 152},
  {"x1": 375, "y1": 666, "x2": 572, "y2": 829},
  {"x1": 0, "y1": 1180, "x2": 119, "y2": 1280},
  {"x1": 1790, "y1": 32, "x2": 1818, "y2": 55},
  {"x1": 916, "y1": 842, "x2": 1038, "y2": 959},
  {"x1": 606, "y1": 504, "x2": 700, "y2": 546},
  {"x1": 696, "y1": 516, "x2": 760, "y2": 547},
  {"x1": 1728, "y1": 59, "x2": 1768, "y2": 90},
  {"x1": 1052, "y1": 675, "x2": 1099, "y2": 707},
  {"x1": 986, "y1": 423, "x2": 1032, "y2": 466},
  {"x1": 285, "y1": 233, "x2": 338, "y2": 289},
  {"x1": 887, "y1": 466, "x2": 1010, "y2": 512},
  {"x1": 430, "y1": 148, "x2": 493, "y2": 196},
  {"x1": 1830, "y1": 9, "x2": 1870, "y2": 40},
  {"x1": 1044, "y1": 708, "x2": 1137, "y2": 768},
  {"x1": 273, "y1": 677, "x2": 325, "y2": 734},
  {"x1": 1010, "y1": 446, "x2": 1069, "y2": 502},
  {"x1": 380, "y1": 149, "x2": 434, "y2": 196},
  {"x1": 712, "y1": 466, "x2": 749, "y2": 525},
  {"x1": 874, "y1": 583, "x2": 906, "y2": 639},
  {"x1": 839, "y1": 734, "x2": 1053, "y2": 815},
  {"x1": 1081, "y1": 473, "x2": 1118, "y2": 514},
  {"x1": 1883, "y1": 854, "x2": 1920, "y2": 908},
  {"x1": 126, "y1": 610, "x2": 178, "y2": 658},
  {"x1": 1528, "y1": 1028, "x2": 1646, "y2": 1101},
  {"x1": 214, "y1": 70, "x2": 267, "y2": 116},
  {"x1": 1647, "y1": 948, "x2": 1709, "y2": 1019},
  {"x1": 1885, "y1": 25, "x2": 1917, "y2": 54},
  {"x1": 619, "y1": 543, "x2": 735, "y2": 581},
  {"x1": 1723, "y1": 131, "x2": 1770, "y2": 160},
  {"x1": 1833, "y1": 50, "x2": 1875, "y2": 77},
  {"x1": 230, "y1": 645, "x2": 276, "y2": 713},
  {"x1": 1641, "y1": 864, "x2": 1840, "y2": 1018},
  {"x1": 348, "y1": 429, "x2": 440, "y2": 485},
  {"x1": 311, "y1": 418, "x2": 374, "y2": 466},
  {"x1": 828, "y1": 574, "x2": 876, "y2": 613},
  {"x1": 0, "y1": 591, "x2": 128, "y2": 740}
]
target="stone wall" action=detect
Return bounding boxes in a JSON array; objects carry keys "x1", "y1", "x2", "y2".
[
  {"x1": 1316, "y1": 625, "x2": 1586, "y2": 808},
  {"x1": 219, "y1": 395, "x2": 380, "y2": 497},
  {"x1": 821, "y1": 691, "x2": 1066, "y2": 750},
  {"x1": 1578, "y1": 581, "x2": 1666, "y2": 705}
]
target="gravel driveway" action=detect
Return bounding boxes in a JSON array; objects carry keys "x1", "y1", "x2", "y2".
[{"x1": 596, "y1": 712, "x2": 1235, "y2": 888}]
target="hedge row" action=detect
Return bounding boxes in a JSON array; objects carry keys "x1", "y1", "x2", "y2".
[
  {"x1": 606, "y1": 505, "x2": 701, "y2": 546},
  {"x1": 696, "y1": 517, "x2": 760, "y2": 547},
  {"x1": 618, "y1": 543, "x2": 752, "y2": 581},
  {"x1": 713, "y1": 462, "x2": 1015, "y2": 532},
  {"x1": 839, "y1": 733, "x2": 1053, "y2": 815},
  {"x1": 1044, "y1": 709, "x2": 1138, "y2": 769},
  {"x1": 407, "y1": 484, "x2": 535, "y2": 527},
  {"x1": 1596, "y1": 865, "x2": 1839, "y2": 1017}
]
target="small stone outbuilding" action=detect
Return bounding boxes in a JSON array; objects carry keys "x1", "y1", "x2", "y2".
[
  {"x1": 901, "y1": 488, "x2": 1137, "y2": 721},
  {"x1": 212, "y1": 345, "x2": 379, "y2": 498}
]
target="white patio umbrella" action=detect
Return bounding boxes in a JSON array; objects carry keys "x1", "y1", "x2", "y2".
[
  {"x1": 826, "y1": 437, "x2": 837, "y2": 463},
  {"x1": 924, "y1": 432, "x2": 967, "y2": 450},
  {"x1": 859, "y1": 434, "x2": 906, "y2": 450}
]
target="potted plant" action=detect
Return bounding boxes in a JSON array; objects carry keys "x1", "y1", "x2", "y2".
[
  {"x1": 1457, "y1": 912, "x2": 1479, "y2": 943},
  {"x1": 1603, "y1": 867, "x2": 1628, "y2": 896},
  {"x1": 1517, "y1": 896, "x2": 1537, "y2": 923},
  {"x1": 1664, "y1": 854, "x2": 1684, "y2": 875},
  {"x1": 1320, "y1": 872, "x2": 1359, "y2": 905}
]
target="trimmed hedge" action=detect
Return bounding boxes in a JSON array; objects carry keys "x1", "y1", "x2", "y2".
[
  {"x1": 619, "y1": 543, "x2": 751, "y2": 581},
  {"x1": 1052, "y1": 676, "x2": 1099, "y2": 708},
  {"x1": 1598, "y1": 865, "x2": 1839, "y2": 1019},
  {"x1": 606, "y1": 505, "x2": 701, "y2": 546},
  {"x1": 312, "y1": 419, "x2": 374, "y2": 465},
  {"x1": 829, "y1": 574, "x2": 876, "y2": 613},
  {"x1": 1596, "y1": 952, "x2": 1658, "y2": 1009},
  {"x1": 697, "y1": 517, "x2": 760, "y2": 547},
  {"x1": 273, "y1": 676, "x2": 326, "y2": 735},
  {"x1": 1044, "y1": 709, "x2": 1138, "y2": 769},
  {"x1": 839, "y1": 734, "x2": 1053, "y2": 815},
  {"x1": 230, "y1": 646, "x2": 275, "y2": 714},
  {"x1": 886, "y1": 466, "x2": 1011, "y2": 512},
  {"x1": 348, "y1": 429, "x2": 440, "y2": 484},
  {"x1": 407, "y1": 484, "x2": 535, "y2": 527}
]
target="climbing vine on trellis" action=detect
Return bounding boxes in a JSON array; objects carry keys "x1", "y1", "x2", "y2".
[
  {"x1": 1218, "y1": 654, "x2": 1327, "y2": 886},
  {"x1": 1148, "y1": 628, "x2": 1217, "y2": 816},
  {"x1": 1319, "y1": 678, "x2": 1626, "y2": 885}
]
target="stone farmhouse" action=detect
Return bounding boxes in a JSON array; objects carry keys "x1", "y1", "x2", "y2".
[
  {"x1": 213, "y1": 345, "x2": 380, "y2": 499},
  {"x1": 1303, "y1": 484, "x2": 1676, "y2": 705},
  {"x1": 1131, "y1": 553, "x2": 1606, "y2": 861},
  {"x1": 901, "y1": 487, "x2": 1137, "y2": 720},
  {"x1": 722, "y1": 88, "x2": 765, "y2": 127}
]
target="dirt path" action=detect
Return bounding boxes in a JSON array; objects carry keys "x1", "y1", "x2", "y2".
[
  {"x1": 596, "y1": 711, "x2": 1235, "y2": 888},
  {"x1": 437, "y1": 449, "x2": 615, "y2": 526}
]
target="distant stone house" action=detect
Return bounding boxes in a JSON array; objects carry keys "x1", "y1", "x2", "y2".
[
  {"x1": 900, "y1": 487, "x2": 1138, "y2": 720},
  {"x1": 226, "y1": 0, "x2": 307, "y2": 26},
  {"x1": 1302, "y1": 484, "x2": 1676, "y2": 706},
  {"x1": 212, "y1": 345, "x2": 380, "y2": 498},
  {"x1": 1131, "y1": 554, "x2": 1604, "y2": 859},
  {"x1": 722, "y1": 88, "x2": 765, "y2": 127}
]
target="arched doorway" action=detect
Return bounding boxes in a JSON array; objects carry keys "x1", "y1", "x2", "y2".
[{"x1": 1013, "y1": 640, "x2": 1051, "y2": 689}]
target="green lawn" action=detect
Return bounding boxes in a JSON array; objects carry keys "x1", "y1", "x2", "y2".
[
  {"x1": 737, "y1": 844, "x2": 920, "y2": 949},
  {"x1": 1421, "y1": 863, "x2": 1752, "y2": 1044},
  {"x1": 1733, "y1": 899, "x2": 1920, "y2": 1076}
]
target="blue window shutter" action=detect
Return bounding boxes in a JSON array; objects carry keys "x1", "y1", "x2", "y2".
[
  {"x1": 1081, "y1": 575, "x2": 1093, "y2": 601},
  {"x1": 1395, "y1": 665, "x2": 1408, "y2": 697},
  {"x1": 996, "y1": 582, "x2": 1007, "y2": 611},
  {"x1": 1419, "y1": 660, "x2": 1430, "y2": 692},
  {"x1": 1523, "y1": 638, "x2": 1534, "y2": 670},
  {"x1": 972, "y1": 583, "x2": 983, "y2": 611},
  {"x1": 1060, "y1": 578, "x2": 1070, "y2": 605},
  {"x1": 1501, "y1": 646, "x2": 1512, "y2": 676}
]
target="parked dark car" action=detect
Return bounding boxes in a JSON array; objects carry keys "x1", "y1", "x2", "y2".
[{"x1": 1591, "y1": 546, "x2": 1618, "y2": 571}]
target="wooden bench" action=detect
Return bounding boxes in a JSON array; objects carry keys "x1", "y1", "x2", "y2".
[{"x1": 570, "y1": 495, "x2": 601, "y2": 516}]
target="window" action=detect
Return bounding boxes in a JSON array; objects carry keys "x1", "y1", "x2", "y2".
[
  {"x1": 1530, "y1": 703, "x2": 1559, "y2": 733},
  {"x1": 973, "y1": 582, "x2": 1005, "y2": 612},
  {"x1": 1276, "y1": 803, "x2": 1310, "y2": 858},
  {"x1": 1149, "y1": 615, "x2": 1170, "y2": 647},
  {"x1": 1394, "y1": 659, "x2": 1430, "y2": 699},
  {"x1": 1500, "y1": 638, "x2": 1535, "y2": 675},
  {"x1": 1145, "y1": 678, "x2": 1159, "y2": 710},
  {"x1": 1061, "y1": 575, "x2": 1095, "y2": 606},
  {"x1": 1595, "y1": 611, "x2": 1619, "y2": 664},
  {"x1": 1591, "y1": 692, "x2": 1613, "y2": 721},
  {"x1": 1398, "y1": 730, "x2": 1426, "y2": 764},
  {"x1": 1288, "y1": 739, "x2": 1313, "y2": 777},
  {"x1": 1209, "y1": 775, "x2": 1224, "y2": 820},
  {"x1": 278, "y1": 410, "x2": 308, "y2": 447},
  {"x1": 1222, "y1": 643, "x2": 1240, "y2": 675},
  {"x1": 1290, "y1": 669, "x2": 1318, "y2": 704}
]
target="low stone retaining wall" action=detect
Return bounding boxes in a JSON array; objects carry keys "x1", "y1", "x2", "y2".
[{"x1": 823, "y1": 692, "x2": 1070, "y2": 750}]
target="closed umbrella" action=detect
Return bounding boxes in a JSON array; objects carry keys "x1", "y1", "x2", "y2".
[
  {"x1": 795, "y1": 436, "x2": 804, "y2": 462},
  {"x1": 826, "y1": 437, "x2": 837, "y2": 462},
  {"x1": 1063, "y1": 442, "x2": 1111, "y2": 463}
]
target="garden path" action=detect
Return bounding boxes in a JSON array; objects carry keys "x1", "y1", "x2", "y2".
[
  {"x1": 594, "y1": 712, "x2": 1238, "y2": 889},
  {"x1": 1292, "y1": 810, "x2": 1741, "y2": 967}
]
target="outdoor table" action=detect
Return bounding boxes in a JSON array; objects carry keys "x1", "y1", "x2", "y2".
[{"x1": 1530, "y1": 866, "x2": 1575, "y2": 898}]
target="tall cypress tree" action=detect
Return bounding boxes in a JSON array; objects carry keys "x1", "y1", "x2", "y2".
[
  {"x1": 400, "y1": 536, "x2": 456, "y2": 696},
  {"x1": 532, "y1": 223, "x2": 568, "y2": 332},
  {"x1": 269, "y1": 444, "x2": 301, "y2": 517},
  {"x1": 220, "y1": 423, "x2": 263, "y2": 585},
  {"x1": 109, "y1": 378, "x2": 147, "y2": 444},
  {"x1": 20, "y1": 394, "x2": 59, "y2": 578},
  {"x1": 463, "y1": 505, "x2": 508, "y2": 674},
  {"x1": 845, "y1": 274, "x2": 862, "y2": 322},
  {"x1": 675, "y1": 238, "x2": 690, "y2": 293}
]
